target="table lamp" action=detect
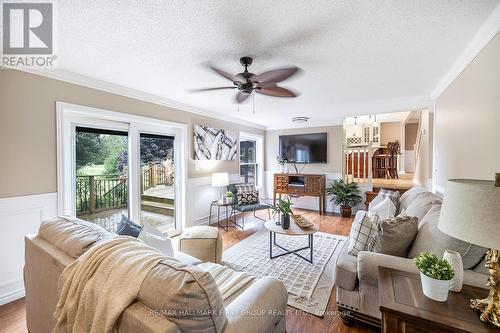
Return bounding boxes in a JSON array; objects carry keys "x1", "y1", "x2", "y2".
[
  {"x1": 438, "y1": 177, "x2": 500, "y2": 327},
  {"x1": 212, "y1": 172, "x2": 229, "y2": 202}
]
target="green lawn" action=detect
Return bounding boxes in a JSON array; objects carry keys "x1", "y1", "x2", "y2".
[{"x1": 79, "y1": 164, "x2": 106, "y2": 176}]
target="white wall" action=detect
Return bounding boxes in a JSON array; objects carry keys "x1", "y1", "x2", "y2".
[{"x1": 433, "y1": 32, "x2": 500, "y2": 195}]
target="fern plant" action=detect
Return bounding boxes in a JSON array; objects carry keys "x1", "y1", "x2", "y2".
[
  {"x1": 325, "y1": 180, "x2": 362, "y2": 207},
  {"x1": 414, "y1": 252, "x2": 455, "y2": 280}
]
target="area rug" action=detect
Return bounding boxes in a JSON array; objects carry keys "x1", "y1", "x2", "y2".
[{"x1": 222, "y1": 230, "x2": 347, "y2": 316}]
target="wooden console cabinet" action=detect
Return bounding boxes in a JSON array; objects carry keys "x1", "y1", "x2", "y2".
[{"x1": 273, "y1": 173, "x2": 326, "y2": 215}]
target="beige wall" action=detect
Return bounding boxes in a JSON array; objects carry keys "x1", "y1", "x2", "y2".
[
  {"x1": 380, "y1": 121, "x2": 401, "y2": 146},
  {"x1": 404, "y1": 122, "x2": 418, "y2": 150},
  {"x1": 265, "y1": 126, "x2": 343, "y2": 174},
  {"x1": 434, "y1": 32, "x2": 500, "y2": 192},
  {"x1": 0, "y1": 69, "x2": 264, "y2": 198}
]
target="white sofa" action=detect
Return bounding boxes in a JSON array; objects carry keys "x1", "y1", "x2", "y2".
[
  {"x1": 333, "y1": 187, "x2": 489, "y2": 328},
  {"x1": 24, "y1": 217, "x2": 287, "y2": 333}
]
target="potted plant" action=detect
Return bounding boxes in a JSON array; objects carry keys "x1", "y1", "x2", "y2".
[
  {"x1": 414, "y1": 252, "x2": 455, "y2": 302},
  {"x1": 276, "y1": 156, "x2": 288, "y2": 173},
  {"x1": 225, "y1": 191, "x2": 234, "y2": 203},
  {"x1": 325, "y1": 180, "x2": 362, "y2": 218},
  {"x1": 270, "y1": 197, "x2": 293, "y2": 229}
]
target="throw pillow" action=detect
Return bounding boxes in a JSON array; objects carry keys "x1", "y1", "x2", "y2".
[
  {"x1": 348, "y1": 211, "x2": 378, "y2": 256},
  {"x1": 368, "y1": 196, "x2": 396, "y2": 220},
  {"x1": 378, "y1": 188, "x2": 401, "y2": 212},
  {"x1": 368, "y1": 215, "x2": 418, "y2": 257},
  {"x1": 138, "y1": 230, "x2": 175, "y2": 257},
  {"x1": 235, "y1": 183, "x2": 256, "y2": 194},
  {"x1": 237, "y1": 191, "x2": 259, "y2": 205},
  {"x1": 116, "y1": 215, "x2": 142, "y2": 237}
]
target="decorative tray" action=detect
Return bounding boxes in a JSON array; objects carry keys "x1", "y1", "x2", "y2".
[{"x1": 292, "y1": 214, "x2": 315, "y2": 228}]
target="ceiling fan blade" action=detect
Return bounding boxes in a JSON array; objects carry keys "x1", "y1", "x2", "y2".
[
  {"x1": 208, "y1": 65, "x2": 242, "y2": 83},
  {"x1": 250, "y1": 67, "x2": 301, "y2": 84},
  {"x1": 256, "y1": 86, "x2": 297, "y2": 98},
  {"x1": 235, "y1": 92, "x2": 250, "y2": 104},
  {"x1": 189, "y1": 87, "x2": 236, "y2": 92}
]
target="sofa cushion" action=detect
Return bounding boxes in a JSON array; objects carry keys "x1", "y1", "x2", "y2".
[
  {"x1": 348, "y1": 211, "x2": 378, "y2": 256},
  {"x1": 399, "y1": 187, "x2": 428, "y2": 211},
  {"x1": 334, "y1": 241, "x2": 358, "y2": 291},
  {"x1": 405, "y1": 192, "x2": 442, "y2": 223},
  {"x1": 408, "y1": 204, "x2": 487, "y2": 269},
  {"x1": 368, "y1": 215, "x2": 418, "y2": 257},
  {"x1": 235, "y1": 183, "x2": 255, "y2": 193},
  {"x1": 38, "y1": 216, "x2": 112, "y2": 258},
  {"x1": 137, "y1": 256, "x2": 226, "y2": 333}
]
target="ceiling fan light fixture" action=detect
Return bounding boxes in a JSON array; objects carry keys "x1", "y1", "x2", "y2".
[{"x1": 292, "y1": 116, "x2": 309, "y2": 123}]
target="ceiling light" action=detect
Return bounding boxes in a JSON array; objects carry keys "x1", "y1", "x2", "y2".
[{"x1": 292, "y1": 117, "x2": 309, "y2": 123}]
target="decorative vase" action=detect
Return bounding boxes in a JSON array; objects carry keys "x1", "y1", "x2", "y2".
[
  {"x1": 280, "y1": 164, "x2": 285, "y2": 173},
  {"x1": 443, "y1": 250, "x2": 463, "y2": 292},
  {"x1": 281, "y1": 214, "x2": 290, "y2": 229},
  {"x1": 340, "y1": 205, "x2": 352, "y2": 218},
  {"x1": 284, "y1": 164, "x2": 289, "y2": 174},
  {"x1": 419, "y1": 272, "x2": 450, "y2": 302}
]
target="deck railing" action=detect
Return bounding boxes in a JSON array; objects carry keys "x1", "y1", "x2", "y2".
[{"x1": 76, "y1": 163, "x2": 174, "y2": 215}]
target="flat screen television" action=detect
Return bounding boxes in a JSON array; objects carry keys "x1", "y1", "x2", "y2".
[{"x1": 279, "y1": 133, "x2": 327, "y2": 164}]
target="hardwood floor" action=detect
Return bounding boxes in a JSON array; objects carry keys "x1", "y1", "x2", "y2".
[{"x1": 0, "y1": 209, "x2": 377, "y2": 333}]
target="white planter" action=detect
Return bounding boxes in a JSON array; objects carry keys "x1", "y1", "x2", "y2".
[
  {"x1": 420, "y1": 272, "x2": 450, "y2": 302},
  {"x1": 443, "y1": 250, "x2": 463, "y2": 292},
  {"x1": 280, "y1": 165, "x2": 285, "y2": 173}
]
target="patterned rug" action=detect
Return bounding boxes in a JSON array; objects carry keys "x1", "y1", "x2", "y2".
[{"x1": 222, "y1": 230, "x2": 346, "y2": 316}]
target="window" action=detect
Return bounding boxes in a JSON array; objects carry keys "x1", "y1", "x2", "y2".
[
  {"x1": 239, "y1": 133, "x2": 263, "y2": 188},
  {"x1": 373, "y1": 125, "x2": 380, "y2": 144},
  {"x1": 362, "y1": 126, "x2": 371, "y2": 144},
  {"x1": 240, "y1": 139, "x2": 257, "y2": 185}
]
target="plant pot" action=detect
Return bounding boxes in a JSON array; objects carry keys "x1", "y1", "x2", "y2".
[
  {"x1": 284, "y1": 164, "x2": 289, "y2": 174},
  {"x1": 281, "y1": 214, "x2": 290, "y2": 229},
  {"x1": 420, "y1": 272, "x2": 451, "y2": 302},
  {"x1": 340, "y1": 205, "x2": 352, "y2": 218},
  {"x1": 280, "y1": 165, "x2": 285, "y2": 173}
]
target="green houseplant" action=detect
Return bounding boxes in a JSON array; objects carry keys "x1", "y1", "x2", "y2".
[
  {"x1": 276, "y1": 156, "x2": 288, "y2": 173},
  {"x1": 270, "y1": 197, "x2": 293, "y2": 229},
  {"x1": 325, "y1": 180, "x2": 362, "y2": 217},
  {"x1": 414, "y1": 252, "x2": 455, "y2": 302}
]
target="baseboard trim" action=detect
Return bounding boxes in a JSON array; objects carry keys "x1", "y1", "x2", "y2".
[{"x1": 0, "y1": 278, "x2": 25, "y2": 306}]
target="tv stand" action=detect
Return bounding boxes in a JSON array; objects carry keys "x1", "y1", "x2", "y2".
[{"x1": 273, "y1": 173, "x2": 326, "y2": 215}]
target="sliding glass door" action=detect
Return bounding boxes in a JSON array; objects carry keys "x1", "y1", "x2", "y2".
[
  {"x1": 70, "y1": 120, "x2": 181, "y2": 235},
  {"x1": 75, "y1": 126, "x2": 129, "y2": 232},
  {"x1": 139, "y1": 133, "x2": 175, "y2": 232}
]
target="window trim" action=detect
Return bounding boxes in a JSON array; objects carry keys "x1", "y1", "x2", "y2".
[{"x1": 239, "y1": 132, "x2": 263, "y2": 189}]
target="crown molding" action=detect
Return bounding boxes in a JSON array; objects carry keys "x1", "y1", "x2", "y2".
[
  {"x1": 431, "y1": 4, "x2": 500, "y2": 100},
  {"x1": 15, "y1": 68, "x2": 266, "y2": 130}
]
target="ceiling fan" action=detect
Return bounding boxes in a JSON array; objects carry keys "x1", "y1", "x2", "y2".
[{"x1": 191, "y1": 57, "x2": 301, "y2": 104}]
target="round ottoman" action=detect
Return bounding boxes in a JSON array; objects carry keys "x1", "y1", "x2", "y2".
[{"x1": 178, "y1": 226, "x2": 223, "y2": 263}]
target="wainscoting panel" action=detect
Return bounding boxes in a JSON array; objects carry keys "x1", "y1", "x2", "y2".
[{"x1": 0, "y1": 192, "x2": 57, "y2": 305}]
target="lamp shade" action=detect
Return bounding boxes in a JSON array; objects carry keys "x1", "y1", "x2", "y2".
[
  {"x1": 211, "y1": 172, "x2": 229, "y2": 187},
  {"x1": 438, "y1": 179, "x2": 500, "y2": 250}
]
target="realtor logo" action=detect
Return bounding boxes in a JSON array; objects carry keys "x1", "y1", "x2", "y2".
[
  {"x1": 1, "y1": 1, "x2": 56, "y2": 67},
  {"x1": 3, "y1": 2, "x2": 53, "y2": 54}
]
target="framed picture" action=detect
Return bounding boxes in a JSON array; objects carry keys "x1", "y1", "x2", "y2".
[{"x1": 193, "y1": 125, "x2": 237, "y2": 160}]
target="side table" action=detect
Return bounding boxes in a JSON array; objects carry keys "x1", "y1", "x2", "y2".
[
  {"x1": 378, "y1": 267, "x2": 495, "y2": 333},
  {"x1": 209, "y1": 199, "x2": 242, "y2": 232}
]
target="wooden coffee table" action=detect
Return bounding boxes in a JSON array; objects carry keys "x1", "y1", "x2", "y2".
[
  {"x1": 264, "y1": 219, "x2": 319, "y2": 263},
  {"x1": 378, "y1": 267, "x2": 496, "y2": 333}
]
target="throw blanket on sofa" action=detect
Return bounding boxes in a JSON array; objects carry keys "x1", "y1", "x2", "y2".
[
  {"x1": 197, "y1": 262, "x2": 255, "y2": 300},
  {"x1": 53, "y1": 237, "x2": 165, "y2": 333}
]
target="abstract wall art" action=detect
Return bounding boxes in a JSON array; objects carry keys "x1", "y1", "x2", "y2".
[{"x1": 193, "y1": 125, "x2": 238, "y2": 160}]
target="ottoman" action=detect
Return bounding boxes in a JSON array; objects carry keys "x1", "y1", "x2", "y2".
[{"x1": 178, "y1": 226, "x2": 223, "y2": 263}]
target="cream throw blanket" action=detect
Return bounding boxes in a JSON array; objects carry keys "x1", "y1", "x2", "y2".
[
  {"x1": 197, "y1": 262, "x2": 255, "y2": 300},
  {"x1": 53, "y1": 237, "x2": 165, "y2": 333}
]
